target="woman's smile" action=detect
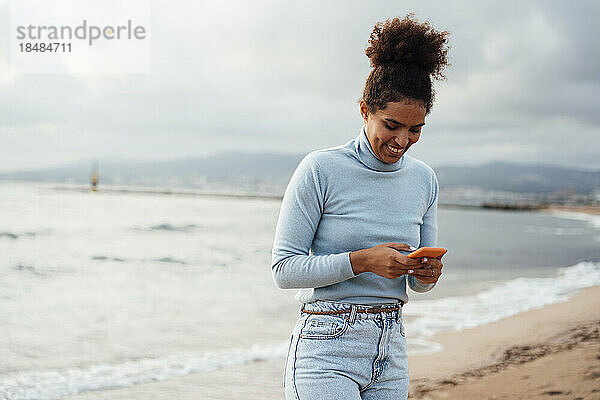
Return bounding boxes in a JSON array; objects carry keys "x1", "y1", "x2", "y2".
[{"x1": 384, "y1": 143, "x2": 405, "y2": 157}]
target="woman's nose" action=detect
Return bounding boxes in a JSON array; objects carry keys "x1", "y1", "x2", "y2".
[{"x1": 393, "y1": 133, "x2": 410, "y2": 147}]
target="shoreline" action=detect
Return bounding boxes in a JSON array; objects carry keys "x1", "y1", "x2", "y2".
[
  {"x1": 441, "y1": 202, "x2": 600, "y2": 216},
  {"x1": 539, "y1": 203, "x2": 600, "y2": 216},
  {"x1": 60, "y1": 285, "x2": 600, "y2": 400},
  {"x1": 17, "y1": 181, "x2": 600, "y2": 214},
  {"x1": 407, "y1": 284, "x2": 600, "y2": 399}
]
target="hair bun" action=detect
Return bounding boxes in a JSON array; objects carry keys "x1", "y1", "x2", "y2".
[{"x1": 365, "y1": 13, "x2": 450, "y2": 80}]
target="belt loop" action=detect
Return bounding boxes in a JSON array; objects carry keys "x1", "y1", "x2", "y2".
[
  {"x1": 396, "y1": 304, "x2": 403, "y2": 323},
  {"x1": 349, "y1": 305, "x2": 357, "y2": 324}
]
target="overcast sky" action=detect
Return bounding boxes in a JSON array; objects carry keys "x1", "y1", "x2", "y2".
[{"x1": 1, "y1": 0, "x2": 599, "y2": 172}]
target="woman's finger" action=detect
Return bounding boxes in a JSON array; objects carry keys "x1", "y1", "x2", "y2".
[
  {"x1": 423, "y1": 258, "x2": 443, "y2": 269},
  {"x1": 394, "y1": 255, "x2": 424, "y2": 267},
  {"x1": 402, "y1": 267, "x2": 435, "y2": 276},
  {"x1": 387, "y1": 243, "x2": 415, "y2": 252}
]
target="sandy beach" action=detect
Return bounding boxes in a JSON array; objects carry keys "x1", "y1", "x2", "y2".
[
  {"x1": 59, "y1": 284, "x2": 600, "y2": 400},
  {"x1": 408, "y1": 284, "x2": 600, "y2": 399},
  {"x1": 541, "y1": 204, "x2": 600, "y2": 216}
]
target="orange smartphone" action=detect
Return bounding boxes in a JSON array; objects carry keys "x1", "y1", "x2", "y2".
[{"x1": 406, "y1": 247, "x2": 447, "y2": 259}]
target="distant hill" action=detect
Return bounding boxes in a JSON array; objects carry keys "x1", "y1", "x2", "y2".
[
  {"x1": 435, "y1": 161, "x2": 599, "y2": 194},
  {"x1": 0, "y1": 153, "x2": 304, "y2": 182},
  {"x1": 1, "y1": 154, "x2": 598, "y2": 197}
]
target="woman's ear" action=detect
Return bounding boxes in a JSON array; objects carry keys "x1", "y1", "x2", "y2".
[{"x1": 359, "y1": 100, "x2": 369, "y2": 122}]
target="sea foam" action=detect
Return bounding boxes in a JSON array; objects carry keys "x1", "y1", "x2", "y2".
[
  {"x1": 403, "y1": 261, "x2": 600, "y2": 353},
  {"x1": 0, "y1": 341, "x2": 290, "y2": 400}
]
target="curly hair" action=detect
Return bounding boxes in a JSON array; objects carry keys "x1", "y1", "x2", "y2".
[{"x1": 361, "y1": 13, "x2": 451, "y2": 116}]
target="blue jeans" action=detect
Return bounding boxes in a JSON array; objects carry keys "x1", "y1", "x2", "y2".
[{"x1": 283, "y1": 300, "x2": 409, "y2": 400}]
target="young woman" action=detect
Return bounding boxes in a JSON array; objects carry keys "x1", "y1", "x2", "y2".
[{"x1": 271, "y1": 14, "x2": 451, "y2": 400}]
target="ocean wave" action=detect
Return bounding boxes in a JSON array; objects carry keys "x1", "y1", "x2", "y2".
[
  {"x1": 147, "y1": 223, "x2": 200, "y2": 232},
  {"x1": 90, "y1": 255, "x2": 127, "y2": 262},
  {"x1": 546, "y1": 210, "x2": 600, "y2": 229},
  {"x1": 12, "y1": 264, "x2": 45, "y2": 276},
  {"x1": 0, "y1": 341, "x2": 289, "y2": 400},
  {"x1": 155, "y1": 257, "x2": 187, "y2": 264},
  {"x1": 0, "y1": 231, "x2": 42, "y2": 240},
  {"x1": 404, "y1": 261, "x2": 600, "y2": 340}
]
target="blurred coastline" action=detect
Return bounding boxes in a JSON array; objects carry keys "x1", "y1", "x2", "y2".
[{"x1": 46, "y1": 181, "x2": 600, "y2": 212}]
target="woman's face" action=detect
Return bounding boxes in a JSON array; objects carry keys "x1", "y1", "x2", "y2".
[{"x1": 360, "y1": 99, "x2": 426, "y2": 164}]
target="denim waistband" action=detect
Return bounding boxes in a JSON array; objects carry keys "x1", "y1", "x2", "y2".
[{"x1": 301, "y1": 300, "x2": 403, "y2": 322}]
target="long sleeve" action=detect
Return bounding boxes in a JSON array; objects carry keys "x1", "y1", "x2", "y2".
[
  {"x1": 271, "y1": 154, "x2": 357, "y2": 289},
  {"x1": 407, "y1": 171, "x2": 439, "y2": 293}
]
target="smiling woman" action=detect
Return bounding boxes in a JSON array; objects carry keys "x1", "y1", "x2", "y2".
[
  {"x1": 359, "y1": 13, "x2": 450, "y2": 166},
  {"x1": 271, "y1": 13, "x2": 451, "y2": 400}
]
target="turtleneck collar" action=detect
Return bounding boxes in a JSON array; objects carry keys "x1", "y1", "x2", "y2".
[{"x1": 354, "y1": 124, "x2": 405, "y2": 172}]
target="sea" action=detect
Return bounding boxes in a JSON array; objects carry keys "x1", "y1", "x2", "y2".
[{"x1": 1, "y1": 181, "x2": 599, "y2": 399}]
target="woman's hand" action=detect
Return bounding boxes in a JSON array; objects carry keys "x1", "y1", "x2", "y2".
[
  {"x1": 350, "y1": 242, "x2": 435, "y2": 280},
  {"x1": 412, "y1": 255, "x2": 444, "y2": 285}
]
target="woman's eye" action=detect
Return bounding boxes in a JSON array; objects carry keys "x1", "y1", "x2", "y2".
[{"x1": 384, "y1": 123, "x2": 420, "y2": 133}]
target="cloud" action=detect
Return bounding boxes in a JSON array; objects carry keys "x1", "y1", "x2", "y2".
[{"x1": 0, "y1": 0, "x2": 598, "y2": 171}]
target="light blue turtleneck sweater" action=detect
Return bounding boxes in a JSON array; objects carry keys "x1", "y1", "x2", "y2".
[{"x1": 271, "y1": 125, "x2": 439, "y2": 305}]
